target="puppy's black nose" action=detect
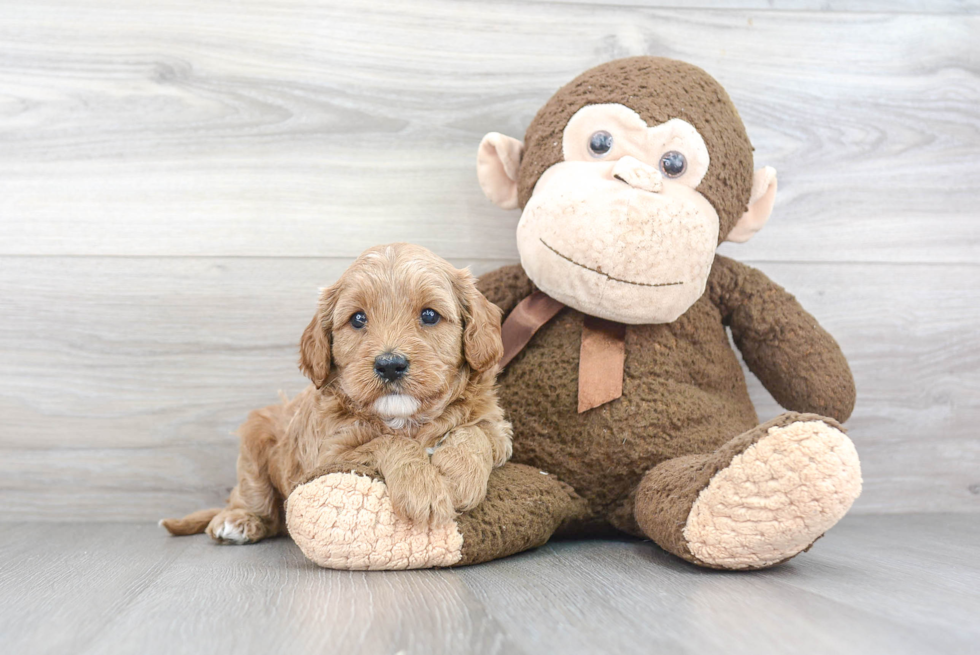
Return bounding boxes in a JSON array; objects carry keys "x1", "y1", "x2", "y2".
[{"x1": 374, "y1": 353, "x2": 409, "y2": 383}]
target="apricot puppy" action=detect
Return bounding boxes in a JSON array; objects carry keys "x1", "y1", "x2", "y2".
[{"x1": 161, "y1": 243, "x2": 512, "y2": 544}]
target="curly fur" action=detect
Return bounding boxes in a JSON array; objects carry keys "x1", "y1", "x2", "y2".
[{"x1": 161, "y1": 243, "x2": 512, "y2": 542}]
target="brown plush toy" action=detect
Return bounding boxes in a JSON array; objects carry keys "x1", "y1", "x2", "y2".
[{"x1": 285, "y1": 56, "x2": 861, "y2": 571}]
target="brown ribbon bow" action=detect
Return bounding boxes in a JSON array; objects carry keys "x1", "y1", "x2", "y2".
[{"x1": 500, "y1": 291, "x2": 626, "y2": 413}]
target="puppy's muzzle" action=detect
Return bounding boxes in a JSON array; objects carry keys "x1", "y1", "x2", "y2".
[{"x1": 374, "y1": 353, "x2": 409, "y2": 383}]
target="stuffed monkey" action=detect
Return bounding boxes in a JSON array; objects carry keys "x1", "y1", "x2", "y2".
[{"x1": 285, "y1": 57, "x2": 861, "y2": 571}]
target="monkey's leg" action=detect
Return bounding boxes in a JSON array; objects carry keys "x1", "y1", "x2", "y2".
[
  {"x1": 633, "y1": 412, "x2": 862, "y2": 570},
  {"x1": 285, "y1": 462, "x2": 588, "y2": 570}
]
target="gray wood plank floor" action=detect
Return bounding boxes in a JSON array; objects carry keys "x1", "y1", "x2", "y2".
[
  {"x1": 1, "y1": 515, "x2": 977, "y2": 655},
  {"x1": 2, "y1": 3, "x2": 976, "y2": 652}
]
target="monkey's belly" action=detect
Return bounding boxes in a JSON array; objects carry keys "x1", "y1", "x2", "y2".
[{"x1": 497, "y1": 303, "x2": 759, "y2": 515}]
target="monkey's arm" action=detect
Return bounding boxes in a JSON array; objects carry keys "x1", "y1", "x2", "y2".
[
  {"x1": 476, "y1": 264, "x2": 536, "y2": 317},
  {"x1": 708, "y1": 255, "x2": 855, "y2": 422}
]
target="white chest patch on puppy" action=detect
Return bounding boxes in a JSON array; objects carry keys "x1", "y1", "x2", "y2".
[{"x1": 373, "y1": 394, "x2": 420, "y2": 421}]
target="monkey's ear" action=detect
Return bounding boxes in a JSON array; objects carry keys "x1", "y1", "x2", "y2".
[
  {"x1": 727, "y1": 166, "x2": 777, "y2": 243},
  {"x1": 477, "y1": 132, "x2": 524, "y2": 210},
  {"x1": 299, "y1": 284, "x2": 339, "y2": 388}
]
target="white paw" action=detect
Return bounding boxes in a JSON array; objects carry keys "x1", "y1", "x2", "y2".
[{"x1": 212, "y1": 519, "x2": 250, "y2": 544}]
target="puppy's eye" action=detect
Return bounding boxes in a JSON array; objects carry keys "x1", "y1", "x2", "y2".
[
  {"x1": 349, "y1": 312, "x2": 367, "y2": 329},
  {"x1": 588, "y1": 130, "x2": 613, "y2": 158},
  {"x1": 659, "y1": 151, "x2": 687, "y2": 178},
  {"x1": 420, "y1": 308, "x2": 440, "y2": 326}
]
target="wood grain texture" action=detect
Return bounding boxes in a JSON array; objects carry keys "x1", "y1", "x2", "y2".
[
  {"x1": 0, "y1": 1, "x2": 977, "y2": 521},
  {"x1": 544, "y1": 1, "x2": 980, "y2": 13},
  {"x1": 1, "y1": 256, "x2": 977, "y2": 520},
  {"x1": 0, "y1": 515, "x2": 978, "y2": 655},
  {"x1": 0, "y1": 256, "x2": 513, "y2": 519},
  {"x1": 459, "y1": 515, "x2": 980, "y2": 655},
  {"x1": 0, "y1": 1, "x2": 978, "y2": 262}
]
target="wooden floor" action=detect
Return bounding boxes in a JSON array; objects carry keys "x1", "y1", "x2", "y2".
[
  {"x1": 1, "y1": 514, "x2": 977, "y2": 655},
  {"x1": 1, "y1": 1, "x2": 978, "y2": 652}
]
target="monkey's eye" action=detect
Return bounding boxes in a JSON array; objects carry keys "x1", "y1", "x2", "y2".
[
  {"x1": 349, "y1": 312, "x2": 367, "y2": 329},
  {"x1": 420, "y1": 308, "x2": 441, "y2": 326},
  {"x1": 659, "y1": 151, "x2": 687, "y2": 178},
  {"x1": 587, "y1": 131, "x2": 614, "y2": 158}
]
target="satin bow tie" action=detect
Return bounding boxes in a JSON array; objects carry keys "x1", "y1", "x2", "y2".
[{"x1": 500, "y1": 291, "x2": 626, "y2": 413}]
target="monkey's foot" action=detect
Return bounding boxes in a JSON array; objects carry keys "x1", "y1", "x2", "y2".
[
  {"x1": 285, "y1": 472, "x2": 463, "y2": 570},
  {"x1": 636, "y1": 413, "x2": 862, "y2": 570},
  {"x1": 286, "y1": 463, "x2": 587, "y2": 570},
  {"x1": 686, "y1": 417, "x2": 861, "y2": 569}
]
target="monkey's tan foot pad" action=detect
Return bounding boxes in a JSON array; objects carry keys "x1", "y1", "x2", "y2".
[
  {"x1": 684, "y1": 420, "x2": 862, "y2": 570},
  {"x1": 285, "y1": 472, "x2": 463, "y2": 570}
]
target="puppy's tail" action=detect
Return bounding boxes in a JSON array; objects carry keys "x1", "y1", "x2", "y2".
[{"x1": 159, "y1": 508, "x2": 221, "y2": 536}]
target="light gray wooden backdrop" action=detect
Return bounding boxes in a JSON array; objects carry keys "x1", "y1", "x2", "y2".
[{"x1": 1, "y1": 0, "x2": 977, "y2": 521}]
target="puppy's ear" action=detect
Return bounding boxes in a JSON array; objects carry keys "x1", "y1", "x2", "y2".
[
  {"x1": 299, "y1": 284, "x2": 339, "y2": 388},
  {"x1": 456, "y1": 270, "x2": 504, "y2": 373}
]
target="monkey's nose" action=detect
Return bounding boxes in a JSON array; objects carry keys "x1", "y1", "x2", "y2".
[
  {"x1": 374, "y1": 353, "x2": 409, "y2": 383},
  {"x1": 612, "y1": 156, "x2": 663, "y2": 193}
]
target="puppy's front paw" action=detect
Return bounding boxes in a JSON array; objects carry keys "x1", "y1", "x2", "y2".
[
  {"x1": 388, "y1": 468, "x2": 457, "y2": 526},
  {"x1": 429, "y1": 430, "x2": 494, "y2": 512},
  {"x1": 445, "y1": 476, "x2": 490, "y2": 514},
  {"x1": 489, "y1": 420, "x2": 514, "y2": 467},
  {"x1": 206, "y1": 509, "x2": 268, "y2": 544}
]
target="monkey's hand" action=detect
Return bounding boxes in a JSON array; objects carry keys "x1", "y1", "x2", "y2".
[{"x1": 709, "y1": 255, "x2": 856, "y2": 423}]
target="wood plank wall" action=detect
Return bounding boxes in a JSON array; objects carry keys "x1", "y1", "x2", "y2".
[{"x1": 1, "y1": 0, "x2": 978, "y2": 520}]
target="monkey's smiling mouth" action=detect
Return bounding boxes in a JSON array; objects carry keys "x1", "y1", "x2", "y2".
[{"x1": 539, "y1": 239, "x2": 683, "y2": 288}]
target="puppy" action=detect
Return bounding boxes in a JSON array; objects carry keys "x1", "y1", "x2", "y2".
[{"x1": 162, "y1": 243, "x2": 512, "y2": 544}]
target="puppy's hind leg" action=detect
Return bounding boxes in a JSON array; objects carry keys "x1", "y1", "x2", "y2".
[
  {"x1": 206, "y1": 406, "x2": 288, "y2": 545},
  {"x1": 159, "y1": 405, "x2": 283, "y2": 545},
  {"x1": 160, "y1": 494, "x2": 272, "y2": 544},
  {"x1": 160, "y1": 508, "x2": 221, "y2": 536},
  {"x1": 206, "y1": 493, "x2": 279, "y2": 545}
]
